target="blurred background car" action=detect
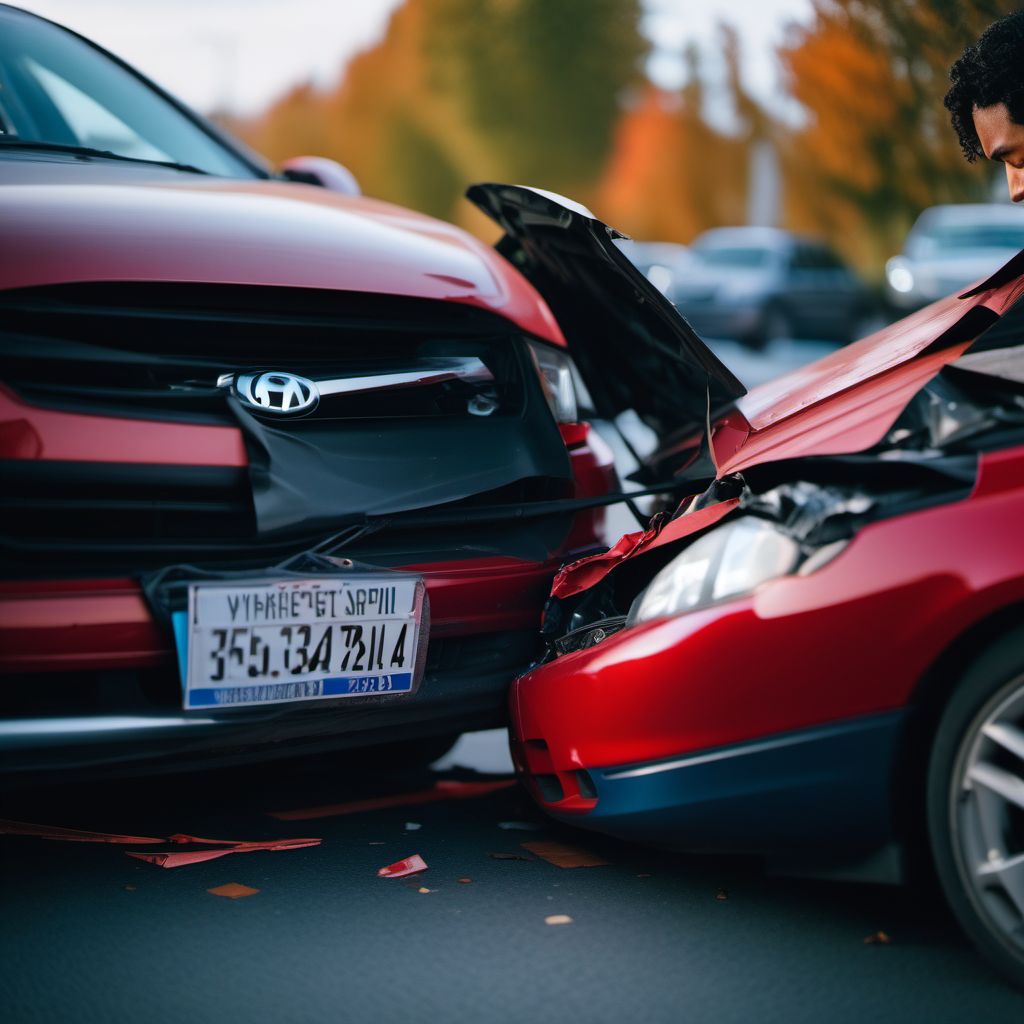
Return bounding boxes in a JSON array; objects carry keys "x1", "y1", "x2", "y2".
[
  {"x1": 885, "y1": 203, "x2": 1024, "y2": 312},
  {"x1": 669, "y1": 227, "x2": 877, "y2": 349},
  {"x1": 614, "y1": 239, "x2": 692, "y2": 298}
]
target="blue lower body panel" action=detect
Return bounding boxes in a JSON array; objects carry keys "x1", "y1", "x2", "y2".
[{"x1": 551, "y1": 711, "x2": 907, "y2": 854}]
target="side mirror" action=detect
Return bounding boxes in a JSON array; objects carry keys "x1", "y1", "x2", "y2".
[{"x1": 280, "y1": 156, "x2": 361, "y2": 196}]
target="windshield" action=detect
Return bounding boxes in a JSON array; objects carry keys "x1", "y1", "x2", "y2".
[
  {"x1": 0, "y1": 8, "x2": 257, "y2": 177},
  {"x1": 694, "y1": 246, "x2": 773, "y2": 268},
  {"x1": 914, "y1": 221, "x2": 1024, "y2": 254}
]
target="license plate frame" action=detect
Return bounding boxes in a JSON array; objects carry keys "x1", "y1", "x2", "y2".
[{"x1": 179, "y1": 574, "x2": 428, "y2": 710}]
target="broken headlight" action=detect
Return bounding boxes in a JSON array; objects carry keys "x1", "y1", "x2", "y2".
[{"x1": 628, "y1": 517, "x2": 801, "y2": 625}]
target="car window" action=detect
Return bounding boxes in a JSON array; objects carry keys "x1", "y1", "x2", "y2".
[
  {"x1": 0, "y1": 9, "x2": 257, "y2": 177},
  {"x1": 915, "y1": 222, "x2": 1024, "y2": 254},
  {"x1": 695, "y1": 247, "x2": 771, "y2": 268},
  {"x1": 22, "y1": 57, "x2": 172, "y2": 162}
]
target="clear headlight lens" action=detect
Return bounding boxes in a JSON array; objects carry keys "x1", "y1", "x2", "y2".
[
  {"x1": 527, "y1": 340, "x2": 579, "y2": 423},
  {"x1": 628, "y1": 517, "x2": 801, "y2": 625},
  {"x1": 885, "y1": 257, "x2": 915, "y2": 294}
]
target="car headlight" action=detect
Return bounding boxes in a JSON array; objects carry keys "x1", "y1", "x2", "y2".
[
  {"x1": 527, "y1": 340, "x2": 579, "y2": 423},
  {"x1": 627, "y1": 517, "x2": 801, "y2": 625},
  {"x1": 885, "y1": 257, "x2": 915, "y2": 294}
]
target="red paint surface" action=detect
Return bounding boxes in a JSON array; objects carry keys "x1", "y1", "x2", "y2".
[
  {"x1": 0, "y1": 384, "x2": 248, "y2": 465},
  {"x1": 512, "y1": 445, "x2": 1024, "y2": 810},
  {"x1": 0, "y1": 180, "x2": 565, "y2": 346}
]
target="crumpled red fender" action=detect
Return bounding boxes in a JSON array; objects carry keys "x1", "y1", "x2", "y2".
[{"x1": 551, "y1": 498, "x2": 740, "y2": 599}]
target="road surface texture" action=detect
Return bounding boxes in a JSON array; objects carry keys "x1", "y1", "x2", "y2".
[{"x1": 2, "y1": 729, "x2": 1023, "y2": 1024}]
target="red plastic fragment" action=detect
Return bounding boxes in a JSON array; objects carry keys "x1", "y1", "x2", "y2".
[
  {"x1": 377, "y1": 854, "x2": 428, "y2": 878},
  {"x1": 126, "y1": 837, "x2": 321, "y2": 869},
  {"x1": 270, "y1": 778, "x2": 515, "y2": 821}
]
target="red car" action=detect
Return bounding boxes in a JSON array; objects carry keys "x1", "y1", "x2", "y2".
[
  {"x1": 2, "y1": 6, "x2": 748, "y2": 775},
  {"x1": 510, "y1": 241, "x2": 1024, "y2": 984}
]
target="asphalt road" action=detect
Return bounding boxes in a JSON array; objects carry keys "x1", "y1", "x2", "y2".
[{"x1": 2, "y1": 728, "x2": 1023, "y2": 1024}]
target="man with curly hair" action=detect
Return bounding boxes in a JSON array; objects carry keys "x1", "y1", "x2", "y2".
[{"x1": 945, "y1": 10, "x2": 1024, "y2": 203}]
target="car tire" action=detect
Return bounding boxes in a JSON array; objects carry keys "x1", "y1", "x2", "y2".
[{"x1": 926, "y1": 626, "x2": 1024, "y2": 989}]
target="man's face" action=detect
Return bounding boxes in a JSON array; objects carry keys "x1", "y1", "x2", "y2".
[{"x1": 973, "y1": 102, "x2": 1024, "y2": 203}]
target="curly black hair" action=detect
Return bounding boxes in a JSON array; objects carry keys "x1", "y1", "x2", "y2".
[{"x1": 945, "y1": 10, "x2": 1024, "y2": 162}]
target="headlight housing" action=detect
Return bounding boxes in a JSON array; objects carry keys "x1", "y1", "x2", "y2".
[
  {"x1": 527, "y1": 340, "x2": 579, "y2": 423},
  {"x1": 628, "y1": 517, "x2": 801, "y2": 625}
]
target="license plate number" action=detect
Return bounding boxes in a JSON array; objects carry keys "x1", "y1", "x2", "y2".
[{"x1": 181, "y1": 576, "x2": 426, "y2": 710}]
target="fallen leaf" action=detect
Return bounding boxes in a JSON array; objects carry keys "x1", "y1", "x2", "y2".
[
  {"x1": 545, "y1": 915, "x2": 573, "y2": 926},
  {"x1": 716, "y1": 889, "x2": 729, "y2": 901},
  {"x1": 521, "y1": 841, "x2": 609, "y2": 869},
  {"x1": 123, "y1": 885, "x2": 137, "y2": 892},
  {"x1": 271, "y1": 779, "x2": 515, "y2": 821},
  {"x1": 457, "y1": 877, "x2": 472, "y2": 884},
  {"x1": 497, "y1": 821, "x2": 543, "y2": 831},
  {"x1": 208, "y1": 883, "x2": 259, "y2": 900},
  {"x1": 864, "y1": 931, "x2": 892, "y2": 945},
  {"x1": 489, "y1": 852, "x2": 533, "y2": 861},
  {"x1": 378, "y1": 854, "x2": 428, "y2": 878},
  {"x1": 418, "y1": 887, "x2": 431, "y2": 894}
]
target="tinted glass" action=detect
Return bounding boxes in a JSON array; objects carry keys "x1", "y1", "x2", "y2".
[
  {"x1": 695, "y1": 247, "x2": 771, "y2": 268},
  {"x1": 0, "y1": 9, "x2": 256, "y2": 177},
  {"x1": 915, "y1": 222, "x2": 1024, "y2": 253}
]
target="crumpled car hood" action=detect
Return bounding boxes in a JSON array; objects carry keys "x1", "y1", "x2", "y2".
[
  {"x1": 552, "y1": 249, "x2": 1024, "y2": 597},
  {"x1": 467, "y1": 183, "x2": 746, "y2": 435}
]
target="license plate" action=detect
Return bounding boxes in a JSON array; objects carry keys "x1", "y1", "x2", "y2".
[{"x1": 180, "y1": 576, "x2": 427, "y2": 710}]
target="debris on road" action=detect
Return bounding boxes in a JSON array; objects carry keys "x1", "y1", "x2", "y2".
[
  {"x1": 488, "y1": 852, "x2": 533, "y2": 861},
  {"x1": 545, "y1": 915, "x2": 573, "y2": 926},
  {"x1": 0, "y1": 819, "x2": 322, "y2": 869},
  {"x1": 208, "y1": 883, "x2": 260, "y2": 900},
  {"x1": 378, "y1": 854, "x2": 428, "y2": 878},
  {"x1": 270, "y1": 779, "x2": 515, "y2": 821},
  {"x1": 418, "y1": 887, "x2": 432, "y2": 894},
  {"x1": 497, "y1": 821, "x2": 543, "y2": 831},
  {"x1": 127, "y1": 836, "x2": 322, "y2": 869},
  {"x1": 405, "y1": 822, "x2": 422, "y2": 831},
  {"x1": 457, "y1": 877, "x2": 472, "y2": 884},
  {"x1": 0, "y1": 819, "x2": 163, "y2": 844},
  {"x1": 864, "y1": 931, "x2": 892, "y2": 945},
  {"x1": 521, "y1": 840, "x2": 609, "y2": 868},
  {"x1": 716, "y1": 889, "x2": 729, "y2": 901}
]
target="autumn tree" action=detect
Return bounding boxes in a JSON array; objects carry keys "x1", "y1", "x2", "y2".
[
  {"x1": 780, "y1": 0, "x2": 1018, "y2": 273},
  {"x1": 237, "y1": 0, "x2": 645, "y2": 228},
  {"x1": 597, "y1": 31, "x2": 761, "y2": 244}
]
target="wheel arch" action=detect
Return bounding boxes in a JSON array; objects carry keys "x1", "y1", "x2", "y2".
[{"x1": 891, "y1": 600, "x2": 1024, "y2": 873}]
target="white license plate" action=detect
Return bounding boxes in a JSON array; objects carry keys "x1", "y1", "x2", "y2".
[{"x1": 180, "y1": 576, "x2": 427, "y2": 710}]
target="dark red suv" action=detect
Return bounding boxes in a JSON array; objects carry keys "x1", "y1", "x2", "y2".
[
  {"x1": 0, "y1": 6, "x2": 741, "y2": 775},
  {"x1": 0, "y1": 5, "x2": 623, "y2": 774}
]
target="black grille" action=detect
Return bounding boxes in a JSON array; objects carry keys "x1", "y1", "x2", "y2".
[
  {"x1": 0, "y1": 283, "x2": 575, "y2": 576},
  {"x1": 0, "y1": 282, "x2": 526, "y2": 422}
]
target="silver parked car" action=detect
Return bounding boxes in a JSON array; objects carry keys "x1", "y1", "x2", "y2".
[
  {"x1": 885, "y1": 203, "x2": 1024, "y2": 312},
  {"x1": 670, "y1": 227, "x2": 874, "y2": 349},
  {"x1": 615, "y1": 240, "x2": 692, "y2": 299}
]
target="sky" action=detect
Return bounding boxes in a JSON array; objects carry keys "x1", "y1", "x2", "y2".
[{"x1": 18, "y1": 0, "x2": 815, "y2": 118}]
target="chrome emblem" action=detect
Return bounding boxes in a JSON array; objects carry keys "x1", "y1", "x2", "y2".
[{"x1": 232, "y1": 372, "x2": 319, "y2": 416}]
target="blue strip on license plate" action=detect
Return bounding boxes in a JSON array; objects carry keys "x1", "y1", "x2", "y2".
[{"x1": 188, "y1": 673, "x2": 413, "y2": 708}]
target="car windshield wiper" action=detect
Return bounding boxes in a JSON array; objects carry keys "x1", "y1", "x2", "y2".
[{"x1": 0, "y1": 140, "x2": 209, "y2": 175}]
